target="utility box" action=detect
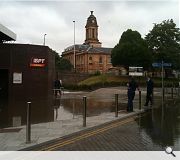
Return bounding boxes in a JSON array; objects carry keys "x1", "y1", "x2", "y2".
[{"x1": 0, "y1": 44, "x2": 55, "y2": 128}]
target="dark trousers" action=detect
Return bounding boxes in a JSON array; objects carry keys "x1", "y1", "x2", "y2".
[
  {"x1": 145, "y1": 92, "x2": 153, "y2": 106},
  {"x1": 55, "y1": 89, "x2": 61, "y2": 97},
  {"x1": 127, "y1": 91, "x2": 135, "y2": 111}
]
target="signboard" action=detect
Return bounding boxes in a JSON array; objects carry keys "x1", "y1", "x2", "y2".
[
  {"x1": 129, "y1": 67, "x2": 143, "y2": 76},
  {"x1": 152, "y1": 62, "x2": 172, "y2": 67},
  {"x1": 30, "y1": 58, "x2": 46, "y2": 67},
  {"x1": 163, "y1": 63, "x2": 172, "y2": 67},
  {"x1": 13, "y1": 72, "x2": 22, "y2": 84}
]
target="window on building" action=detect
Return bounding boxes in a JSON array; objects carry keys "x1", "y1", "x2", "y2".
[
  {"x1": 108, "y1": 57, "x2": 112, "y2": 64},
  {"x1": 89, "y1": 56, "x2": 92, "y2": 65},
  {"x1": 99, "y1": 56, "x2": 103, "y2": 64},
  {"x1": 92, "y1": 29, "x2": 95, "y2": 38}
]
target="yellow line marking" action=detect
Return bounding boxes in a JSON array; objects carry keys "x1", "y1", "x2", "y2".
[{"x1": 40, "y1": 117, "x2": 136, "y2": 151}]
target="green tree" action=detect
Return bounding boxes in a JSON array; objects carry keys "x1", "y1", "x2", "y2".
[
  {"x1": 111, "y1": 29, "x2": 152, "y2": 70},
  {"x1": 145, "y1": 19, "x2": 180, "y2": 70},
  {"x1": 54, "y1": 52, "x2": 73, "y2": 71}
]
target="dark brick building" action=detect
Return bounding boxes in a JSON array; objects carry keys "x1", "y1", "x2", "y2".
[{"x1": 0, "y1": 43, "x2": 55, "y2": 127}]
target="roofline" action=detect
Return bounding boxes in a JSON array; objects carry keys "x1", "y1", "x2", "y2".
[
  {"x1": 0, "y1": 23, "x2": 16, "y2": 41},
  {"x1": 0, "y1": 43, "x2": 50, "y2": 48}
]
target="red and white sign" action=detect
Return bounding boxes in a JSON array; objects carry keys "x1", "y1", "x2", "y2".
[{"x1": 30, "y1": 58, "x2": 46, "y2": 67}]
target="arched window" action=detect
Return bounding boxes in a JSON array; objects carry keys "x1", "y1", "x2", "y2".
[
  {"x1": 99, "y1": 56, "x2": 103, "y2": 64},
  {"x1": 108, "y1": 56, "x2": 112, "y2": 64},
  {"x1": 92, "y1": 29, "x2": 95, "y2": 38},
  {"x1": 89, "y1": 56, "x2": 92, "y2": 65}
]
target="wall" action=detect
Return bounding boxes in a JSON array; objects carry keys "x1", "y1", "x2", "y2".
[
  {"x1": 0, "y1": 44, "x2": 55, "y2": 127},
  {"x1": 58, "y1": 72, "x2": 90, "y2": 85}
]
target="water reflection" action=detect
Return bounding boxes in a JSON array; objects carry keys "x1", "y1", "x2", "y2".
[
  {"x1": 137, "y1": 100, "x2": 180, "y2": 150},
  {"x1": 53, "y1": 97, "x2": 127, "y2": 120}
]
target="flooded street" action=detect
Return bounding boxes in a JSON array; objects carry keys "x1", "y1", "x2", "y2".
[
  {"x1": 53, "y1": 89, "x2": 129, "y2": 120},
  {"x1": 54, "y1": 88, "x2": 180, "y2": 150},
  {"x1": 137, "y1": 100, "x2": 180, "y2": 150}
]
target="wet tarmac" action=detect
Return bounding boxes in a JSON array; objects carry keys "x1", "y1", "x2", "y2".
[
  {"x1": 53, "y1": 88, "x2": 134, "y2": 120},
  {"x1": 137, "y1": 99, "x2": 180, "y2": 150},
  {"x1": 52, "y1": 88, "x2": 180, "y2": 150},
  {"x1": 0, "y1": 87, "x2": 179, "y2": 151}
]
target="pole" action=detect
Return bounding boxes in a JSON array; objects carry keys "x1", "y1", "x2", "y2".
[
  {"x1": 83, "y1": 96, "x2": 87, "y2": 127},
  {"x1": 73, "y1": 97, "x2": 75, "y2": 119},
  {"x1": 43, "y1": 34, "x2": 47, "y2": 46},
  {"x1": 171, "y1": 86, "x2": 173, "y2": 99},
  {"x1": 139, "y1": 90, "x2": 141, "y2": 110},
  {"x1": 73, "y1": 21, "x2": 76, "y2": 72},
  {"x1": 26, "y1": 102, "x2": 31, "y2": 143},
  {"x1": 115, "y1": 94, "x2": 118, "y2": 117},
  {"x1": 162, "y1": 60, "x2": 164, "y2": 104}
]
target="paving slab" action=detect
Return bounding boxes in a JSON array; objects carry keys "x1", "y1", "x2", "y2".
[{"x1": 0, "y1": 87, "x2": 166, "y2": 151}]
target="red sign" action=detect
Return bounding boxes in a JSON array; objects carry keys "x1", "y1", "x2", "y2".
[{"x1": 30, "y1": 58, "x2": 46, "y2": 67}]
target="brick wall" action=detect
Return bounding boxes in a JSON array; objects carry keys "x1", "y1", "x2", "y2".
[{"x1": 57, "y1": 72, "x2": 91, "y2": 85}]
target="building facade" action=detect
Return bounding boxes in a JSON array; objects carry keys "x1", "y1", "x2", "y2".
[
  {"x1": 0, "y1": 44, "x2": 55, "y2": 128},
  {"x1": 62, "y1": 11, "x2": 112, "y2": 74}
]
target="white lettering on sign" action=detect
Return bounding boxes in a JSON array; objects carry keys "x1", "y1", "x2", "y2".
[
  {"x1": 33, "y1": 58, "x2": 45, "y2": 64},
  {"x1": 30, "y1": 58, "x2": 46, "y2": 67}
]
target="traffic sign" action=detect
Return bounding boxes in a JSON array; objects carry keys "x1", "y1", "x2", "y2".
[
  {"x1": 152, "y1": 62, "x2": 172, "y2": 67},
  {"x1": 152, "y1": 63, "x2": 161, "y2": 67},
  {"x1": 163, "y1": 63, "x2": 172, "y2": 67}
]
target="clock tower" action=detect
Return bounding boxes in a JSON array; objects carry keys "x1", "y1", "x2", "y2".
[{"x1": 84, "y1": 11, "x2": 102, "y2": 47}]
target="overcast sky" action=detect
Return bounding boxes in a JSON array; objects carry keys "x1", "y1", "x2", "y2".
[{"x1": 0, "y1": 0, "x2": 179, "y2": 55}]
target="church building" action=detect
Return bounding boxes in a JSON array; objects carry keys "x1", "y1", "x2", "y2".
[{"x1": 62, "y1": 11, "x2": 112, "y2": 74}]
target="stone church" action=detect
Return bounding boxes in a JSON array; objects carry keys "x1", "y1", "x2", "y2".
[{"x1": 62, "y1": 11, "x2": 113, "y2": 74}]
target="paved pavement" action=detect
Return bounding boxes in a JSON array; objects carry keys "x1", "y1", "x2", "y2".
[
  {"x1": 0, "y1": 87, "x2": 164, "y2": 151},
  {"x1": 0, "y1": 109, "x2": 145, "y2": 151},
  {"x1": 43, "y1": 116, "x2": 163, "y2": 151}
]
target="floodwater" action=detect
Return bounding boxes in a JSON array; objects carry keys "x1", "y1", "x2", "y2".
[
  {"x1": 53, "y1": 94, "x2": 127, "y2": 120},
  {"x1": 137, "y1": 99, "x2": 180, "y2": 150},
  {"x1": 54, "y1": 91, "x2": 180, "y2": 150}
]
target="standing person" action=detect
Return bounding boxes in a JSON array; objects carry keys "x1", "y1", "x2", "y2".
[
  {"x1": 144, "y1": 76, "x2": 154, "y2": 107},
  {"x1": 54, "y1": 78, "x2": 62, "y2": 97},
  {"x1": 59, "y1": 79, "x2": 63, "y2": 95},
  {"x1": 127, "y1": 76, "x2": 139, "y2": 112}
]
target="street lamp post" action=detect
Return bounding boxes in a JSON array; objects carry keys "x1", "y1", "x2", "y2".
[
  {"x1": 43, "y1": 34, "x2": 47, "y2": 46},
  {"x1": 73, "y1": 21, "x2": 76, "y2": 72}
]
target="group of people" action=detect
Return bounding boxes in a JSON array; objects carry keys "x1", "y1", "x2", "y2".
[
  {"x1": 54, "y1": 76, "x2": 154, "y2": 111},
  {"x1": 127, "y1": 76, "x2": 154, "y2": 112}
]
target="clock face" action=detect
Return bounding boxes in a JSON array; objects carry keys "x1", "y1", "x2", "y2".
[{"x1": 92, "y1": 20, "x2": 95, "y2": 23}]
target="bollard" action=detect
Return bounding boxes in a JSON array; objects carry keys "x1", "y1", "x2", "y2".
[
  {"x1": 171, "y1": 87, "x2": 173, "y2": 99},
  {"x1": 73, "y1": 98, "x2": 75, "y2": 119},
  {"x1": 139, "y1": 90, "x2": 141, "y2": 110},
  {"x1": 115, "y1": 94, "x2": 118, "y2": 117},
  {"x1": 163, "y1": 87, "x2": 165, "y2": 101},
  {"x1": 26, "y1": 102, "x2": 31, "y2": 144},
  {"x1": 83, "y1": 96, "x2": 87, "y2": 127}
]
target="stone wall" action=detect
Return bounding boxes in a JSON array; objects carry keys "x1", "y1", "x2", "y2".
[{"x1": 57, "y1": 72, "x2": 91, "y2": 85}]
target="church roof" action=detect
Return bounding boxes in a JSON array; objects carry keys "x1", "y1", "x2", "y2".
[{"x1": 63, "y1": 44, "x2": 112, "y2": 55}]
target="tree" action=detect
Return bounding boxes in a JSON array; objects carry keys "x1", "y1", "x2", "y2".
[
  {"x1": 111, "y1": 29, "x2": 152, "y2": 70},
  {"x1": 145, "y1": 19, "x2": 180, "y2": 70},
  {"x1": 54, "y1": 52, "x2": 73, "y2": 71}
]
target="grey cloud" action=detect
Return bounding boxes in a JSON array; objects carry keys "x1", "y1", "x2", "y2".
[{"x1": 0, "y1": 0, "x2": 179, "y2": 54}]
